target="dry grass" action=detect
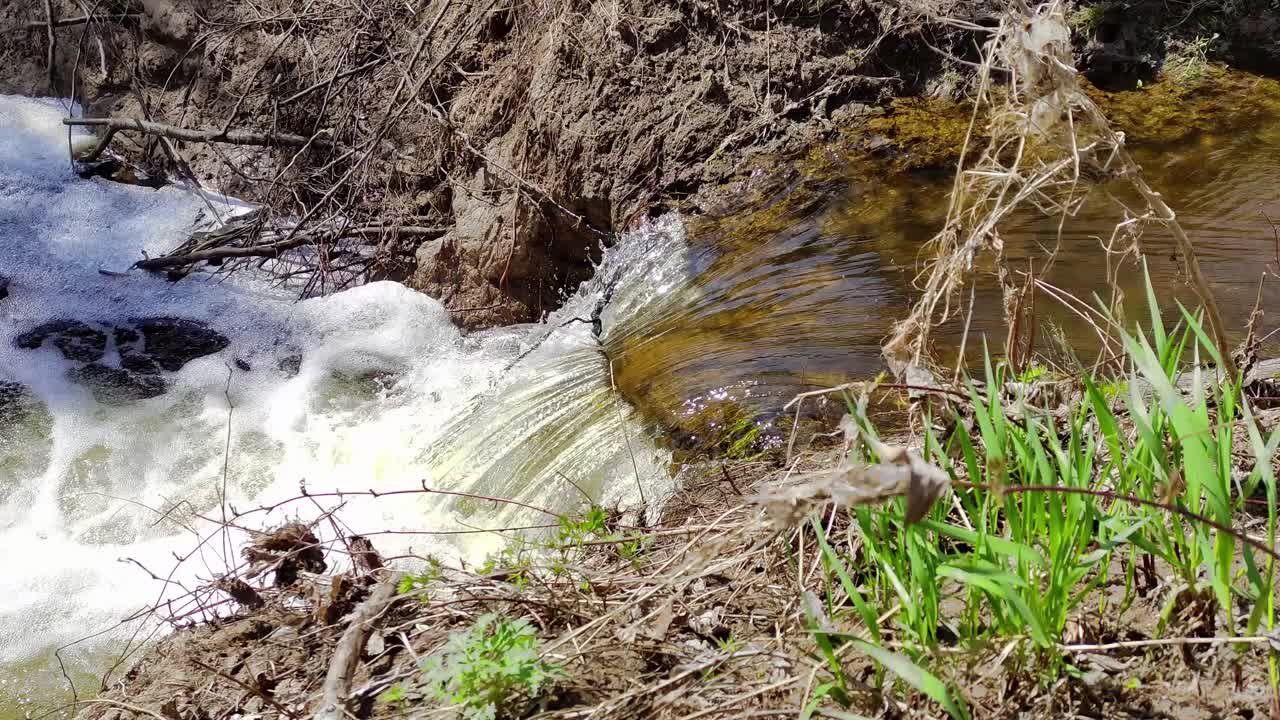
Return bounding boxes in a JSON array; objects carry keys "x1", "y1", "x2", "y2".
[{"x1": 882, "y1": 0, "x2": 1235, "y2": 381}]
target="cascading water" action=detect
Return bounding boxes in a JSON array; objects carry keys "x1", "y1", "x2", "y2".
[{"x1": 0, "y1": 96, "x2": 673, "y2": 714}]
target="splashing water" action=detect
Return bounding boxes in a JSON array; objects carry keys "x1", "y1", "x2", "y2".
[{"x1": 0, "y1": 96, "x2": 672, "y2": 714}]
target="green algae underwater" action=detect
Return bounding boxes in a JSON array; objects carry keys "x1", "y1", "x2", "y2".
[{"x1": 606, "y1": 66, "x2": 1280, "y2": 458}]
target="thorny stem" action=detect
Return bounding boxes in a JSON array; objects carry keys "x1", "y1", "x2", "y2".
[{"x1": 953, "y1": 480, "x2": 1280, "y2": 565}]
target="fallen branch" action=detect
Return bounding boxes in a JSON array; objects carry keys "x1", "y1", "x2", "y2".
[
  {"x1": 21, "y1": 13, "x2": 141, "y2": 29},
  {"x1": 134, "y1": 224, "x2": 446, "y2": 271},
  {"x1": 312, "y1": 575, "x2": 402, "y2": 720},
  {"x1": 62, "y1": 117, "x2": 333, "y2": 162}
]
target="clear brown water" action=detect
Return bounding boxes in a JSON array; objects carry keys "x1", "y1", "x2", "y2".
[{"x1": 608, "y1": 73, "x2": 1280, "y2": 449}]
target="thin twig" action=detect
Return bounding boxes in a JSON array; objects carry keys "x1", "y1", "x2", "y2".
[
  {"x1": 1061, "y1": 635, "x2": 1274, "y2": 652},
  {"x1": 22, "y1": 13, "x2": 140, "y2": 29}
]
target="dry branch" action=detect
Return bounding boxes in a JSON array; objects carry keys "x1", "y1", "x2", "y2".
[
  {"x1": 21, "y1": 13, "x2": 141, "y2": 29},
  {"x1": 42, "y1": 0, "x2": 55, "y2": 92},
  {"x1": 62, "y1": 117, "x2": 333, "y2": 162},
  {"x1": 133, "y1": 224, "x2": 446, "y2": 271},
  {"x1": 312, "y1": 575, "x2": 401, "y2": 720}
]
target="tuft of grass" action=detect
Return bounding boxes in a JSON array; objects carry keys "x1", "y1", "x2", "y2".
[
  {"x1": 797, "y1": 266, "x2": 1278, "y2": 712},
  {"x1": 1069, "y1": 5, "x2": 1107, "y2": 35},
  {"x1": 1164, "y1": 34, "x2": 1219, "y2": 88}
]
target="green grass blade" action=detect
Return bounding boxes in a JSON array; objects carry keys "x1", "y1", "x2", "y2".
[
  {"x1": 852, "y1": 640, "x2": 968, "y2": 720},
  {"x1": 811, "y1": 515, "x2": 881, "y2": 643}
]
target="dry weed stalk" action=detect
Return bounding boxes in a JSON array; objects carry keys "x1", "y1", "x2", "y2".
[{"x1": 883, "y1": 0, "x2": 1236, "y2": 380}]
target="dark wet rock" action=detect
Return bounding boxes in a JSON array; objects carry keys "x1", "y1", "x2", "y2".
[
  {"x1": 15, "y1": 320, "x2": 108, "y2": 362},
  {"x1": 69, "y1": 364, "x2": 168, "y2": 405},
  {"x1": 122, "y1": 317, "x2": 230, "y2": 372},
  {"x1": 16, "y1": 318, "x2": 228, "y2": 400},
  {"x1": 113, "y1": 327, "x2": 140, "y2": 345},
  {"x1": 0, "y1": 275, "x2": 9, "y2": 301},
  {"x1": 234, "y1": 357, "x2": 252, "y2": 372},
  {"x1": 76, "y1": 157, "x2": 166, "y2": 188},
  {"x1": 114, "y1": 327, "x2": 160, "y2": 373},
  {"x1": 277, "y1": 354, "x2": 303, "y2": 378},
  {"x1": 120, "y1": 350, "x2": 161, "y2": 374}
]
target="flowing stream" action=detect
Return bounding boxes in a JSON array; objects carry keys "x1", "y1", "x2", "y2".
[{"x1": 3, "y1": 74, "x2": 1280, "y2": 715}]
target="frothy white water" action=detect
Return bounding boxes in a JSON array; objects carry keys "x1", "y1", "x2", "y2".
[{"x1": 0, "y1": 96, "x2": 675, "y2": 711}]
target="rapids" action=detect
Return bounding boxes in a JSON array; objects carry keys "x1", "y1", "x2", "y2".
[{"x1": 0, "y1": 96, "x2": 671, "y2": 714}]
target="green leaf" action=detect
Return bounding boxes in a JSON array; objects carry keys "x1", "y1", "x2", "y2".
[
  {"x1": 852, "y1": 640, "x2": 968, "y2": 720},
  {"x1": 919, "y1": 519, "x2": 1046, "y2": 568},
  {"x1": 811, "y1": 515, "x2": 881, "y2": 643}
]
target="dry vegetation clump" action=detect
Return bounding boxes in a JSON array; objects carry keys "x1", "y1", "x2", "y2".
[{"x1": 880, "y1": 0, "x2": 1236, "y2": 383}]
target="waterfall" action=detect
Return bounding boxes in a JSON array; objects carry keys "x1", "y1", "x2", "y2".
[{"x1": 0, "y1": 95, "x2": 673, "y2": 712}]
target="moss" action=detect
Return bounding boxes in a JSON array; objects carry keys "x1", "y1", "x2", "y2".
[
  {"x1": 863, "y1": 97, "x2": 981, "y2": 171},
  {"x1": 654, "y1": 398, "x2": 778, "y2": 462},
  {"x1": 1084, "y1": 65, "x2": 1280, "y2": 143}
]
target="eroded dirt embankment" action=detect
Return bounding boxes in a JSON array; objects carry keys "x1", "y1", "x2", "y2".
[
  {"x1": 10, "y1": 1, "x2": 1276, "y2": 330},
  {"x1": 0, "y1": 0, "x2": 964, "y2": 327}
]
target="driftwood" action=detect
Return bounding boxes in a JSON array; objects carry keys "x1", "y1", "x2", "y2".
[
  {"x1": 312, "y1": 575, "x2": 401, "y2": 720},
  {"x1": 62, "y1": 117, "x2": 333, "y2": 162},
  {"x1": 134, "y1": 224, "x2": 446, "y2": 271}
]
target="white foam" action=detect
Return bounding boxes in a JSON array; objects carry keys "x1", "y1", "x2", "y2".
[{"x1": 0, "y1": 95, "x2": 674, "y2": 708}]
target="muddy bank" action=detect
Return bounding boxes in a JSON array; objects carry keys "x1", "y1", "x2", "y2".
[
  {"x1": 0, "y1": 0, "x2": 964, "y2": 327},
  {"x1": 5, "y1": 1, "x2": 1277, "y2": 328},
  {"x1": 71, "y1": 446, "x2": 1276, "y2": 720}
]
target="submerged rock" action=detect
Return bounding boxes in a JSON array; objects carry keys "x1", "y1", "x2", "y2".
[
  {"x1": 69, "y1": 364, "x2": 168, "y2": 405},
  {"x1": 0, "y1": 380, "x2": 39, "y2": 426},
  {"x1": 0, "y1": 380, "x2": 53, "y2": 507},
  {"x1": 15, "y1": 320, "x2": 108, "y2": 362},
  {"x1": 128, "y1": 317, "x2": 230, "y2": 372},
  {"x1": 277, "y1": 353, "x2": 303, "y2": 378}
]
